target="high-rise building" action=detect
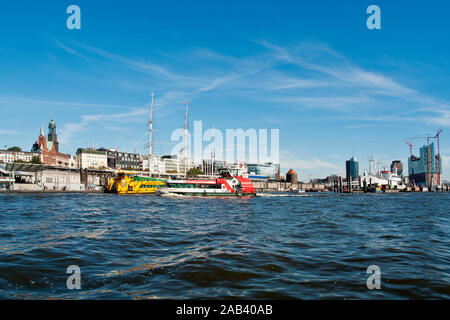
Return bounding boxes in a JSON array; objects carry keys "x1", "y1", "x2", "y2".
[
  {"x1": 346, "y1": 156, "x2": 359, "y2": 181},
  {"x1": 408, "y1": 142, "x2": 439, "y2": 186},
  {"x1": 390, "y1": 160, "x2": 403, "y2": 176}
]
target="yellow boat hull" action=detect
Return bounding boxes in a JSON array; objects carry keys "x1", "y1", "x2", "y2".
[{"x1": 106, "y1": 171, "x2": 165, "y2": 194}]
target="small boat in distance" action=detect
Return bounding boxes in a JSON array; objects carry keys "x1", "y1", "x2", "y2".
[
  {"x1": 160, "y1": 164, "x2": 256, "y2": 197},
  {"x1": 106, "y1": 170, "x2": 165, "y2": 194},
  {"x1": 289, "y1": 188, "x2": 305, "y2": 193}
]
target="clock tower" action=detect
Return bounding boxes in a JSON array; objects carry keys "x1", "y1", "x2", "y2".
[{"x1": 48, "y1": 113, "x2": 59, "y2": 153}]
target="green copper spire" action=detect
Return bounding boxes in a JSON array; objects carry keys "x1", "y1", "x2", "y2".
[
  {"x1": 49, "y1": 112, "x2": 56, "y2": 130},
  {"x1": 40, "y1": 122, "x2": 45, "y2": 136}
]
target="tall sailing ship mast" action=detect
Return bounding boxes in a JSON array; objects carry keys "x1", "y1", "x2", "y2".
[
  {"x1": 184, "y1": 101, "x2": 189, "y2": 177},
  {"x1": 148, "y1": 92, "x2": 154, "y2": 177}
]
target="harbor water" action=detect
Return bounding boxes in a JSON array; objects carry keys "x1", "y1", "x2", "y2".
[{"x1": 0, "y1": 192, "x2": 448, "y2": 299}]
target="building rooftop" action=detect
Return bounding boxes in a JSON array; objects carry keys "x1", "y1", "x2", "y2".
[{"x1": 76, "y1": 148, "x2": 106, "y2": 155}]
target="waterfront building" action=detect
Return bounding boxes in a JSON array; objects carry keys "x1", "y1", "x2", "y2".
[
  {"x1": 286, "y1": 168, "x2": 298, "y2": 184},
  {"x1": 31, "y1": 116, "x2": 71, "y2": 167},
  {"x1": 0, "y1": 165, "x2": 14, "y2": 190},
  {"x1": 391, "y1": 160, "x2": 403, "y2": 176},
  {"x1": 141, "y1": 155, "x2": 164, "y2": 175},
  {"x1": 408, "y1": 142, "x2": 440, "y2": 186},
  {"x1": 247, "y1": 162, "x2": 280, "y2": 180},
  {"x1": 98, "y1": 148, "x2": 141, "y2": 171},
  {"x1": 0, "y1": 149, "x2": 41, "y2": 164},
  {"x1": 161, "y1": 155, "x2": 194, "y2": 175},
  {"x1": 346, "y1": 157, "x2": 359, "y2": 182},
  {"x1": 141, "y1": 155, "x2": 195, "y2": 175},
  {"x1": 76, "y1": 148, "x2": 108, "y2": 170}
]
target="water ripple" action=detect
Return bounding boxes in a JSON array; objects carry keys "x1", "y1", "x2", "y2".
[{"x1": 0, "y1": 192, "x2": 449, "y2": 299}]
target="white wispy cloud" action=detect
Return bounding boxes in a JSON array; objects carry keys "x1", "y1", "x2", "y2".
[
  {"x1": 281, "y1": 151, "x2": 338, "y2": 170},
  {"x1": 345, "y1": 124, "x2": 372, "y2": 129},
  {"x1": 253, "y1": 40, "x2": 450, "y2": 128},
  {"x1": 47, "y1": 38, "x2": 450, "y2": 155},
  {"x1": 0, "y1": 96, "x2": 140, "y2": 110},
  {"x1": 271, "y1": 95, "x2": 373, "y2": 111},
  {"x1": 0, "y1": 129, "x2": 20, "y2": 135},
  {"x1": 51, "y1": 38, "x2": 450, "y2": 126},
  {"x1": 59, "y1": 108, "x2": 147, "y2": 144},
  {"x1": 282, "y1": 158, "x2": 339, "y2": 170}
]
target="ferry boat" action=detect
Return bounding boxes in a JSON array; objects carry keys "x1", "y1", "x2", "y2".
[
  {"x1": 160, "y1": 164, "x2": 256, "y2": 197},
  {"x1": 106, "y1": 170, "x2": 165, "y2": 194}
]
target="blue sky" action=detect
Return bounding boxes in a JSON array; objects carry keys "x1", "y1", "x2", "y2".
[{"x1": 1, "y1": 0, "x2": 450, "y2": 180}]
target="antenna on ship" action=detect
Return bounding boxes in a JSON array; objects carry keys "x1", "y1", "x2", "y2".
[
  {"x1": 149, "y1": 92, "x2": 154, "y2": 177},
  {"x1": 184, "y1": 101, "x2": 189, "y2": 177}
]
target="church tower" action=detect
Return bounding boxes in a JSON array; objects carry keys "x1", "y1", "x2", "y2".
[{"x1": 48, "y1": 113, "x2": 59, "y2": 152}]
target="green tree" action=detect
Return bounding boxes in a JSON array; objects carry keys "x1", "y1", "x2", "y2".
[
  {"x1": 186, "y1": 167, "x2": 203, "y2": 177},
  {"x1": 31, "y1": 156, "x2": 42, "y2": 164},
  {"x1": 7, "y1": 146, "x2": 22, "y2": 152}
]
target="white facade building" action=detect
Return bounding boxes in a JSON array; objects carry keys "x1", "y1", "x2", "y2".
[
  {"x1": 68, "y1": 155, "x2": 78, "y2": 168},
  {"x1": 0, "y1": 149, "x2": 41, "y2": 164},
  {"x1": 141, "y1": 155, "x2": 195, "y2": 175},
  {"x1": 76, "y1": 148, "x2": 108, "y2": 170}
]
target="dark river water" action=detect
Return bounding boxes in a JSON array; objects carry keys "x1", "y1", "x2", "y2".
[{"x1": 0, "y1": 192, "x2": 448, "y2": 299}]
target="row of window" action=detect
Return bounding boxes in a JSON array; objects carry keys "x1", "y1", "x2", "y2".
[{"x1": 166, "y1": 183, "x2": 222, "y2": 189}]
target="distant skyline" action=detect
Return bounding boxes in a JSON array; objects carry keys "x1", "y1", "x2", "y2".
[{"x1": 1, "y1": 0, "x2": 449, "y2": 179}]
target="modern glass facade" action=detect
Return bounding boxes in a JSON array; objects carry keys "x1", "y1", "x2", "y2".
[
  {"x1": 408, "y1": 142, "x2": 437, "y2": 176},
  {"x1": 247, "y1": 162, "x2": 280, "y2": 180},
  {"x1": 346, "y1": 157, "x2": 359, "y2": 181}
]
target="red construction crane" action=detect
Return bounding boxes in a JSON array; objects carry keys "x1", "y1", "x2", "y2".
[
  {"x1": 405, "y1": 141, "x2": 413, "y2": 157},
  {"x1": 433, "y1": 129, "x2": 443, "y2": 186}
]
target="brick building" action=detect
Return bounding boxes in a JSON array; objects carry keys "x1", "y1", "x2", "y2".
[{"x1": 31, "y1": 115, "x2": 72, "y2": 167}]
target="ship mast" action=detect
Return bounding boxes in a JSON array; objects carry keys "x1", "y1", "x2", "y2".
[
  {"x1": 427, "y1": 136, "x2": 431, "y2": 188},
  {"x1": 212, "y1": 125, "x2": 215, "y2": 177},
  {"x1": 184, "y1": 101, "x2": 189, "y2": 177},
  {"x1": 149, "y1": 92, "x2": 154, "y2": 176}
]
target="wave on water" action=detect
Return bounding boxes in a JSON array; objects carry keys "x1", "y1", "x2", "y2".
[
  {"x1": 0, "y1": 192, "x2": 448, "y2": 299},
  {"x1": 256, "y1": 193, "x2": 311, "y2": 197}
]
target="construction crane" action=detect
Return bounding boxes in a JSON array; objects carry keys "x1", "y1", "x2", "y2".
[
  {"x1": 433, "y1": 129, "x2": 444, "y2": 186},
  {"x1": 405, "y1": 135, "x2": 431, "y2": 187},
  {"x1": 405, "y1": 141, "x2": 413, "y2": 157},
  {"x1": 407, "y1": 130, "x2": 444, "y2": 188}
]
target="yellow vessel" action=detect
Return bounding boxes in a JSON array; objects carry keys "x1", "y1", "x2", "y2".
[{"x1": 106, "y1": 171, "x2": 166, "y2": 194}]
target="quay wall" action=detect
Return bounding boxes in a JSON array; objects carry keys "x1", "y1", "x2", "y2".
[
  {"x1": 41, "y1": 169, "x2": 84, "y2": 191},
  {"x1": 34, "y1": 169, "x2": 113, "y2": 191}
]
